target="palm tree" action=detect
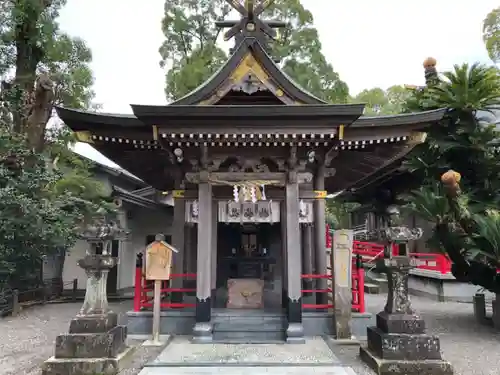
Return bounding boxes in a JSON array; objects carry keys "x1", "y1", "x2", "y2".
[{"x1": 404, "y1": 62, "x2": 500, "y2": 293}]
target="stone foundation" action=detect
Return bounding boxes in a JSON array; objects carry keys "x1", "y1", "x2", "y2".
[
  {"x1": 126, "y1": 309, "x2": 374, "y2": 339},
  {"x1": 42, "y1": 312, "x2": 133, "y2": 375},
  {"x1": 360, "y1": 311, "x2": 453, "y2": 375},
  {"x1": 408, "y1": 269, "x2": 480, "y2": 302}
]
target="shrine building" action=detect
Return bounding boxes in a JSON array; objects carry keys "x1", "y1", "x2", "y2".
[{"x1": 56, "y1": 1, "x2": 445, "y2": 342}]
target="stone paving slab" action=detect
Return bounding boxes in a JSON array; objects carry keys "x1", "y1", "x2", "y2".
[
  {"x1": 152, "y1": 336, "x2": 339, "y2": 364},
  {"x1": 139, "y1": 365, "x2": 358, "y2": 375}
]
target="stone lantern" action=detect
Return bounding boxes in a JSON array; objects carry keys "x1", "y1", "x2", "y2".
[
  {"x1": 359, "y1": 205, "x2": 453, "y2": 375},
  {"x1": 42, "y1": 220, "x2": 133, "y2": 375}
]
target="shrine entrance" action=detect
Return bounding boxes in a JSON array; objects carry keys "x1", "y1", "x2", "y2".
[{"x1": 214, "y1": 222, "x2": 282, "y2": 309}]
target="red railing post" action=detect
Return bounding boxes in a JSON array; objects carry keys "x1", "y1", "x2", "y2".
[
  {"x1": 133, "y1": 253, "x2": 143, "y2": 312},
  {"x1": 358, "y1": 268, "x2": 366, "y2": 313}
]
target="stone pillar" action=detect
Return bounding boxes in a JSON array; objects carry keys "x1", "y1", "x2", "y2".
[
  {"x1": 42, "y1": 223, "x2": 131, "y2": 375},
  {"x1": 314, "y1": 165, "x2": 328, "y2": 304},
  {"x1": 285, "y1": 174, "x2": 304, "y2": 343},
  {"x1": 360, "y1": 205, "x2": 453, "y2": 375},
  {"x1": 193, "y1": 181, "x2": 213, "y2": 342},
  {"x1": 171, "y1": 196, "x2": 186, "y2": 303},
  {"x1": 211, "y1": 200, "x2": 218, "y2": 304},
  {"x1": 301, "y1": 224, "x2": 313, "y2": 294}
]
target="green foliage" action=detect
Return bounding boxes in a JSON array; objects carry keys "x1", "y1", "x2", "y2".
[
  {"x1": 0, "y1": 126, "x2": 113, "y2": 280},
  {"x1": 483, "y1": 6, "x2": 500, "y2": 64},
  {"x1": 0, "y1": 0, "x2": 98, "y2": 116},
  {"x1": 0, "y1": 0, "x2": 108, "y2": 284},
  {"x1": 159, "y1": 0, "x2": 348, "y2": 102},
  {"x1": 402, "y1": 62, "x2": 500, "y2": 291},
  {"x1": 326, "y1": 200, "x2": 359, "y2": 229},
  {"x1": 351, "y1": 85, "x2": 412, "y2": 115}
]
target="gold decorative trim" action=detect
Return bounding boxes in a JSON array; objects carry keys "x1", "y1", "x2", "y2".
[
  {"x1": 407, "y1": 132, "x2": 427, "y2": 145},
  {"x1": 172, "y1": 190, "x2": 185, "y2": 198},
  {"x1": 338, "y1": 125, "x2": 345, "y2": 140},
  {"x1": 314, "y1": 190, "x2": 327, "y2": 199},
  {"x1": 74, "y1": 131, "x2": 94, "y2": 144}
]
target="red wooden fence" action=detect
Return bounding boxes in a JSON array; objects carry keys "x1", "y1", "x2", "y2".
[{"x1": 327, "y1": 229, "x2": 452, "y2": 274}]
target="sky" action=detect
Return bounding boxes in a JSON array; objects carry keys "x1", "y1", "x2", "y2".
[{"x1": 56, "y1": 0, "x2": 498, "y2": 168}]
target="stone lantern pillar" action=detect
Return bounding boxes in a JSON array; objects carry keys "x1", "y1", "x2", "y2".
[
  {"x1": 360, "y1": 205, "x2": 453, "y2": 375},
  {"x1": 42, "y1": 220, "x2": 133, "y2": 375}
]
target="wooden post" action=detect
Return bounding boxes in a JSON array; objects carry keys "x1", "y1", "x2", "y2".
[
  {"x1": 152, "y1": 280, "x2": 162, "y2": 343},
  {"x1": 332, "y1": 229, "x2": 354, "y2": 341},
  {"x1": 284, "y1": 175, "x2": 304, "y2": 343},
  {"x1": 12, "y1": 289, "x2": 20, "y2": 316},
  {"x1": 72, "y1": 279, "x2": 78, "y2": 302},
  {"x1": 314, "y1": 165, "x2": 328, "y2": 305},
  {"x1": 143, "y1": 234, "x2": 177, "y2": 346}
]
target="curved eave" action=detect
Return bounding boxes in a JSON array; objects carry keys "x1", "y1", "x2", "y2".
[
  {"x1": 171, "y1": 37, "x2": 326, "y2": 105},
  {"x1": 56, "y1": 107, "x2": 144, "y2": 131},
  {"x1": 352, "y1": 108, "x2": 447, "y2": 128},
  {"x1": 131, "y1": 103, "x2": 365, "y2": 120},
  {"x1": 326, "y1": 141, "x2": 420, "y2": 195}
]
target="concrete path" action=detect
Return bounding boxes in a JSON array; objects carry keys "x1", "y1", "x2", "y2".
[{"x1": 139, "y1": 336, "x2": 358, "y2": 375}]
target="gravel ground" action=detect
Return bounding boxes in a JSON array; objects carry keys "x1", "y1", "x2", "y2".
[
  {"x1": 0, "y1": 300, "x2": 162, "y2": 375},
  {"x1": 1, "y1": 295, "x2": 500, "y2": 375},
  {"x1": 336, "y1": 293, "x2": 500, "y2": 375}
]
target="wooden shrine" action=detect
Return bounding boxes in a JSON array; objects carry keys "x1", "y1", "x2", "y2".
[{"x1": 56, "y1": 0, "x2": 446, "y2": 343}]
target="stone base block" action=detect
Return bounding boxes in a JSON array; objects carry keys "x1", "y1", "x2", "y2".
[
  {"x1": 492, "y1": 298, "x2": 500, "y2": 330},
  {"x1": 69, "y1": 313, "x2": 118, "y2": 334},
  {"x1": 55, "y1": 325, "x2": 127, "y2": 358},
  {"x1": 367, "y1": 326, "x2": 441, "y2": 361},
  {"x1": 285, "y1": 323, "x2": 305, "y2": 344},
  {"x1": 192, "y1": 322, "x2": 213, "y2": 343},
  {"x1": 360, "y1": 346, "x2": 453, "y2": 375},
  {"x1": 376, "y1": 311, "x2": 425, "y2": 334},
  {"x1": 41, "y1": 345, "x2": 135, "y2": 375}
]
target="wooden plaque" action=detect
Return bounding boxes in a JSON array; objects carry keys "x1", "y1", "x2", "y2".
[{"x1": 145, "y1": 241, "x2": 178, "y2": 281}]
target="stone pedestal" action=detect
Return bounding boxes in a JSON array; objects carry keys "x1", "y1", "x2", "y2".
[
  {"x1": 227, "y1": 279, "x2": 264, "y2": 309},
  {"x1": 42, "y1": 255, "x2": 133, "y2": 375},
  {"x1": 360, "y1": 257, "x2": 453, "y2": 375},
  {"x1": 492, "y1": 295, "x2": 500, "y2": 330}
]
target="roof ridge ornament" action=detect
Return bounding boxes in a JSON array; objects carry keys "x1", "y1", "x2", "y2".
[{"x1": 216, "y1": 0, "x2": 287, "y2": 57}]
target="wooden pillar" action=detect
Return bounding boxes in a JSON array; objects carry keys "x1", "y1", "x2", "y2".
[
  {"x1": 211, "y1": 200, "x2": 217, "y2": 304},
  {"x1": 301, "y1": 224, "x2": 313, "y2": 293},
  {"x1": 171, "y1": 196, "x2": 185, "y2": 302},
  {"x1": 193, "y1": 181, "x2": 213, "y2": 342},
  {"x1": 285, "y1": 173, "x2": 304, "y2": 343},
  {"x1": 281, "y1": 200, "x2": 288, "y2": 309},
  {"x1": 314, "y1": 165, "x2": 328, "y2": 304}
]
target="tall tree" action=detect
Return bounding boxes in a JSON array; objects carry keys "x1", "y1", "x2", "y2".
[
  {"x1": 483, "y1": 6, "x2": 500, "y2": 64},
  {"x1": 351, "y1": 85, "x2": 411, "y2": 115},
  {"x1": 0, "y1": 0, "x2": 97, "y2": 151},
  {"x1": 403, "y1": 62, "x2": 500, "y2": 293},
  {"x1": 159, "y1": 0, "x2": 349, "y2": 103},
  {"x1": 0, "y1": 1, "x2": 111, "y2": 286}
]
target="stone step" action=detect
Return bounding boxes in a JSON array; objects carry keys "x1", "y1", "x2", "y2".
[
  {"x1": 138, "y1": 365, "x2": 356, "y2": 375},
  {"x1": 364, "y1": 283, "x2": 380, "y2": 294},
  {"x1": 214, "y1": 321, "x2": 284, "y2": 331},
  {"x1": 212, "y1": 318, "x2": 285, "y2": 325},
  {"x1": 212, "y1": 330, "x2": 285, "y2": 342}
]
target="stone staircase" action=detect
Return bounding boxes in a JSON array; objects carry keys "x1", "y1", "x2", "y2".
[
  {"x1": 211, "y1": 309, "x2": 286, "y2": 343},
  {"x1": 363, "y1": 269, "x2": 388, "y2": 294}
]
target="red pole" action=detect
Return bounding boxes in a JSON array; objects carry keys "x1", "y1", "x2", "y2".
[
  {"x1": 133, "y1": 253, "x2": 143, "y2": 312},
  {"x1": 358, "y1": 268, "x2": 366, "y2": 313},
  {"x1": 391, "y1": 243, "x2": 398, "y2": 256}
]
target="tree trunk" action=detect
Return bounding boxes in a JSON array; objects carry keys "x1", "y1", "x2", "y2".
[{"x1": 12, "y1": 1, "x2": 54, "y2": 152}]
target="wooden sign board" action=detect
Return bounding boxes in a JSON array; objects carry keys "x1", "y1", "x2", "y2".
[
  {"x1": 145, "y1": 240, "x2": 178, "y2": 281},
  {"x1": 332, "y1": 229, "x2": 354, "y2": 288}
]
